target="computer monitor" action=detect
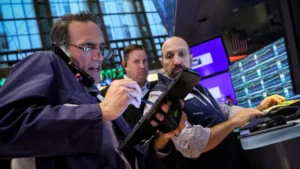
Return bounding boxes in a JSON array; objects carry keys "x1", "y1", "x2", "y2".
[
  {"x1": 199, "y1": 72, "x2": 236, "y2": 104},
  {"x1": 0, "y1": 78, "x2": 6, "y2": 88},
  {"x1": 190, "y1": 37, "x2": 229, "y2": 78},
  {"x1": 229, "y1": 38, "x2": 295, "y2": 108},
  {"x1": 100, "y1": 67, "x2": 125, "y2": 86}
]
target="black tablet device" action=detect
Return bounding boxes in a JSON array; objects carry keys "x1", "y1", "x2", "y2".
[{"x1": 118, "y1": 68, "x2": 200, "y2": 150}]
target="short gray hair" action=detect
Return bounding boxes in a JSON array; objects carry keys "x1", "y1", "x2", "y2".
[{"x1": 50, "y1": 11, "x2": 98, "y2": 46}]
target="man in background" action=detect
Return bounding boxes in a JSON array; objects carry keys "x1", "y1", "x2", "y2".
[
  {"x1": 102, "y1": 44, "x2": 156, "y2": 128},
  {"x1": 101, "y1": 44, "x2": 180, "y2": 161}
]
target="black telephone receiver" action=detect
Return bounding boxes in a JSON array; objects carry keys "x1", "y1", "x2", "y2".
[{"x1": 52, "y1": 42, "x2": 95, "y2": 88}]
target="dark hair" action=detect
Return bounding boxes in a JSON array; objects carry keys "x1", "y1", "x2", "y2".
[
  {"x1": 123, "y1": 44, "x2": 145, "y2": 64},
  {"x1": 50, "y1": 11, "x2": 98, "y2": 46}
]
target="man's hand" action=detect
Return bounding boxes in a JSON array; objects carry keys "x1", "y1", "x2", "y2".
[
  {"x1": 256, "y1": 94, "x2": 286, "y2": 111},
  {"x1": 230, "y1": 108, "x2": 264, "y2": 127},
  {"x1": 100, "y1": 79, "x2": 141, "y2": 121},
  {"x1": 152, "y1": 100, "x2": 187, "y2": 151}
]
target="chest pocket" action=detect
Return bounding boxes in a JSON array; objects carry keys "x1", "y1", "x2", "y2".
[
  {"x1": 58, "y1": 89, "x2": 97, "y2": 105},
  {"x1": 184, "y1": 97, "x2": 226, "y2": 127}
]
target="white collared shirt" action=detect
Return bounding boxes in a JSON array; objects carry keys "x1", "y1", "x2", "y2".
[{"x1": 123, "y1": 75, "x2": 150, "y2": 98}]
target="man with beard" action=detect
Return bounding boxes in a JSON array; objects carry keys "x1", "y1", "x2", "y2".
[{"x1": 144, "y1": 36, "x2": 285, "y2": 169}]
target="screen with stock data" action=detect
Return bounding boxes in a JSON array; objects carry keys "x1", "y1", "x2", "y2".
[
  {"x1": 229, "y1": 38, "x2": 294, "y2": 108},
  {"x1": 100, "y1": 66, "x2": 124, "y2": 86}
]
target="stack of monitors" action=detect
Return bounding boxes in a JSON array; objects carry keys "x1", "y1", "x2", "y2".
[
  {"x1": 229, "y1": 38, "x2": 295, "y2": 108},
  {"x1": 190, "y1": 37, "x2": 235, "y2": 103}
]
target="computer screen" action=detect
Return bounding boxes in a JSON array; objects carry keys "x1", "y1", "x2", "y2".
[
  {"x1": 190, "y1": 37, "x2": 229, "y2": 78},
  {"x1": 0, "y1": 78, "x2": 6, "y2": 88},
  {"x1": 229, "y1": 38, "x2": 295, "y2": 108},
  {"x1": 100, "y1": 67, "x2": 124, "y2": 86},
  {"x1": 199, "y1": 72, "x2": 236, "y2": 104}
]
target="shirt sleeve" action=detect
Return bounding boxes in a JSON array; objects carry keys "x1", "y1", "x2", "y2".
[
  {"x1": 144, "y1": 90, "x2": 211, "y2": 159},
  {"x1": 218, "y1": 102, "x2": 244, "y2": 119},
  {"x1": 171, "y1": 121, "x2": 211, "y2": 159}
]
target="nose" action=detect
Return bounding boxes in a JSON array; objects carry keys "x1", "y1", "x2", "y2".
[
  {"x1": 173, "y1": 55, "x2": 181, "y2": 65},
  {"x1": 92, "y1": 50, "x2": 104, "y2": 61},
  {"x1": 139, "y1": 62, "x2": 145, "y2": 69}
]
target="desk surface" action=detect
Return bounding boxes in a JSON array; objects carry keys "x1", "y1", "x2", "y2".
[{"x1": 240, "y1": 123, "x2": 300, "y2": 150}]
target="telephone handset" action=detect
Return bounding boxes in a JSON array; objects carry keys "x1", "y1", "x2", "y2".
[{"x1": 52, "y1": 42, "x2": 95, "y2": 88}]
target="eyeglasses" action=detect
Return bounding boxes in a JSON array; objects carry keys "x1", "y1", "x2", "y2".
[{"x1": 67, "y1": 43, "x2": 113, "y2": 59}]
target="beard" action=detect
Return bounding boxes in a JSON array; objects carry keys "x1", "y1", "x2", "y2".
[{"x1": 169, "y1": 65, "x2": 185, "y2": 77}]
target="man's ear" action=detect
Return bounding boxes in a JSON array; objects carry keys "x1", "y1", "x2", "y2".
[{"x1": 121, "y1": 60, "x2": 125, "y2": 67}]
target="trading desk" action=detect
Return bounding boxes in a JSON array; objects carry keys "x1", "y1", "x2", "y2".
[{"x1": 240, "y1": 123, "x2": 300, "y2": 169}]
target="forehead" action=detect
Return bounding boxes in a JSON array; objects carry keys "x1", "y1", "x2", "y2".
[
  {"x1": 164, "y1": 47, "x2": 189, "y2": 54},
  {"x1": 163, "y1": 39, "x2": 189, "y2": 54},
  {"x1": 68, "y1": 21, "x2": 104, "y2": 44},
  {"x1": 127, "y1": 50, "x2": 147, "y2": 60}
]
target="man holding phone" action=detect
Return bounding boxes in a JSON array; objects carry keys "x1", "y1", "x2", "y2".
[
  {"x1": 0, "y1": 12, "x2": 184, "y2": 169},
  {"x1": 145, "y1": 36, "x2": 285, "y2": 169}
]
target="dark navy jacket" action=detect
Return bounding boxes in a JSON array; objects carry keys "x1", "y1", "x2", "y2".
[
  {"x1": 153, "y1": 73, "x2": 248, "y2": 169},
  {"x1": 0, "y1": 51, "x2": 170, "y2": 169}
]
